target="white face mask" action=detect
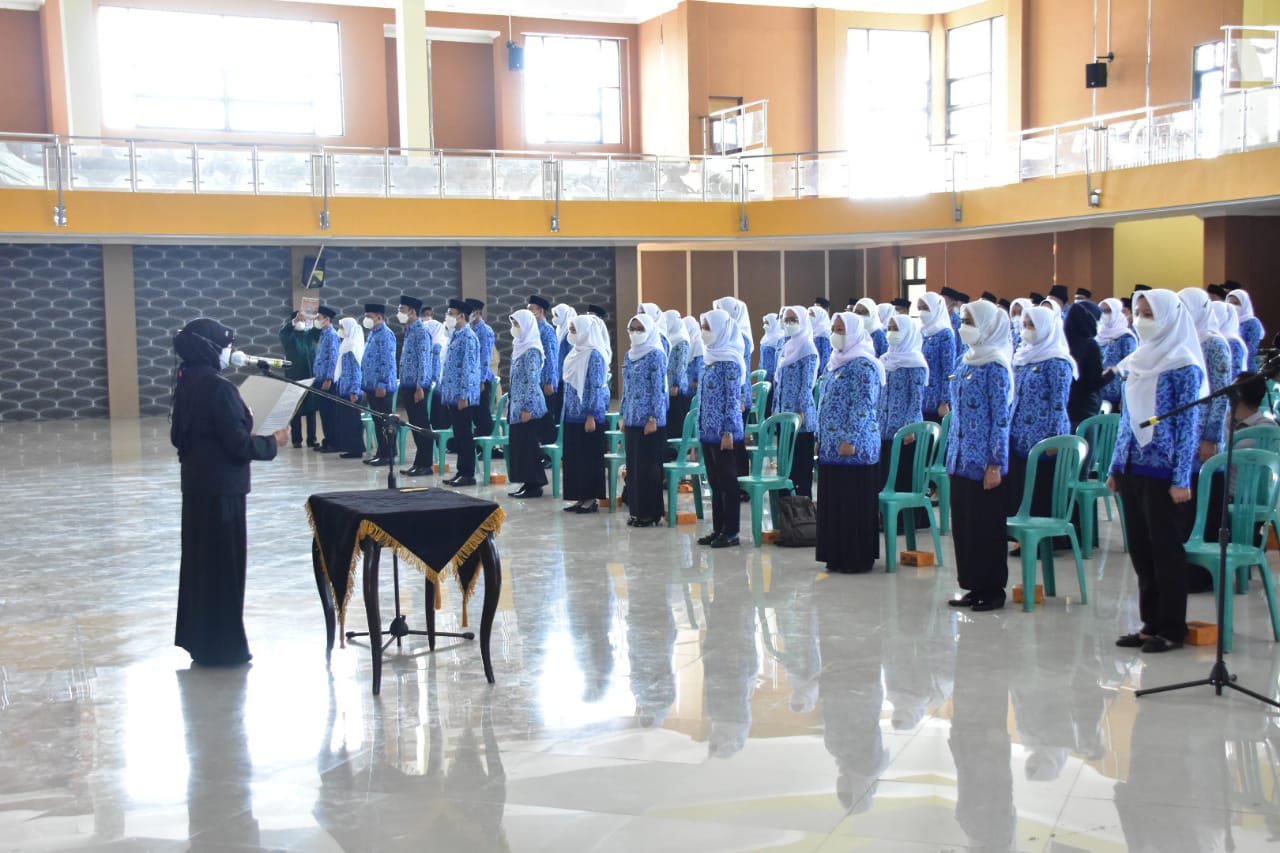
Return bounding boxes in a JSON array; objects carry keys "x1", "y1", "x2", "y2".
[
  {"x1": 293, "y1": 320, "x2": 307, "y2": 332},
  {"x1": 1021, "y1": 326, "x2": 1039, "y2": 345},
  {"x1": 511, "y1": 324, "x2": 520, "y2": 337},
  {"x1": 219, "y1": 345, "x2": 232, "y2": 369},
  {"x1": 886, "y1": 330, "x2": 904, "y2": 345},
  {"x1": 629, "y1": 330, "x2": 646, "y2": 346},
  {"x1": 701, "y1": 328, "x2": 715, "y2": 345},
  {"x1": 396, "y1": 311, "x2": 409, "y2": 324},
  {"x1": 362, "y1": 317, "x2": 375, "y2": 330},
  {"x1": 552, "y1": 314, "x2": 562, "y2": 327},
  {"x1": 783, "y1": 321, "x2": 801, "y2": 336},
  {"x1": 829, "y1": 332, "x2": 846, "y2": 351},
  {"x1": 959, "y1": 324, "x2": 982, "y2": 346},
  {"x1": 918, "y1": 310, "x2": 933, "y2": 324},
  {"x1": 1134, "y1": 316, "x2": 1158, "y2": 339},
  {"x1": 313, "y1": 318, "x2": 325, "y2": 330},
  {"x1": 570, "y1": 329, "x2": 586, "y2": 346},
  {"x1": 859, "y1": 313, "x2": 874, "y2": 330},
  {"x1": 1101, "y1": 311, "x2": 1112, "y2": 323},
  {"x1": 446, "y1": 314, "x2": 459, "y2": 333}
]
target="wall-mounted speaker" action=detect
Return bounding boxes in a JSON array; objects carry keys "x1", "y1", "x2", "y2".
[
  {"x1": 1086, "y1": 61, "x2": 1108, "y2": 89},
  {"x1": 507, "y1": 41, "x2": 524, "y2": 71}
]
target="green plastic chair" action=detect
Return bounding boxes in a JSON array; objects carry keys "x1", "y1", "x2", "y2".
[
  {"x1": 361, "y1": 390, "x2": 399, "y2": 459},
  {"x1": 663, "y1": 404, "x2": 707, "y2": 526},
  {"x1": 877, "y1": 421, "x2": 943, "y2": 573},
  {"x1": 1183, "y1": 449, "x2": 1280, "y2": 652},
  {"x1": 1006, "y1": 434, "x2": 1089, "y2": 612},
  {"x1": 425, "y1": 390, "x2": 454, "y2": 473},
  {"x1": 750, "y1": 369, "x2": 768, "y2": 384},
  {"x1": 744, "y1": 381, "x2": 772, "y2": 444},
  {"x1": 923, "y1": 412, "x2": 953, "y2": 534},
  {"x1": 1070, "y1": 413, "x2": 1127, "y2": 558},
  {"x1": 1228, "y1": 424, "x2": 1280, "y2": 593},
  {"x1": 475, "y1": 392, "x2": 510, "y2": 483},
  {"x1": 539, "y1": 404, "x2": 567, "y2": 498},
  {"x1": 737, "y1": 412, "x2": 801, "y2": 546}
]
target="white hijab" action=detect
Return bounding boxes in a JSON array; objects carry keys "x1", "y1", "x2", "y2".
[
  {"x1": 701, "y1": 308, "x2": 746, "y2": 380},
  {"x1": 1013, "y1": 305, "x2": 1078, "y2": 379},
  {"x1": 760, "y1": 313, "x2": 784, "y2": 348},
  {"x1": 776, "y1": 306, "x2": 820, "y2": 379},
  {"x1": 564, "y1": 314, "x2": 611, "y2": 400},
  {"x1": 880, "y1": 314, "x2": 929, "y2": 382},
  {"x1": 1212, "y1": 300, "x2": 1247, "y2": 373},
  {"x1": 663, "y1": 309, "x2": 690, "y2": 348},
  {"x1": 552, "y1": 303, "x2": 577, "y2": 346},
  {"x1": 876, "y1": 303, "x2": 896, "y2": 329},
  {"x1": 1096, "y1": 297, "x2": 1136, "y2": 345},
  {"x1": 961, "y1": 301, "x2": 1015, "y2": 402},
  {"x1": 1119, "y1": 289, "x2": 1210, "y2": 447},
  {"x1": 808, "y1": 305, "x2": 833, "y2": 340},
  {"x1": 1009, "y1": 297, "x2": 1035, "y2": 322},
  {"x1": 1229, "y1": 288, "x2": 1256, "y2": 323},
  {"x1": 334, "y1": 317, "x2": 364, "y2": 382},
  {"x1": 713, "y1": 296, "x2": 752, "y2": 342},
  {"x1": 828, "y1": 311, "x2": 884, "y2": 384},
  {"x1": 1179, "y1": 287, "x2": 1227, "y2": 346},
  {"x1": 684, "y1": 315, "x2": 704, "y2": 361},
  {"x1": 510, "y1": 308, "x2": 543, "y2": 365},
  {"x1": 626, "y1": 313, "x2": 663, "y2": 363},
  {"x1": 918, "y1": 292, "x2": 952, "y2": 337},
  {"x1": 639, "y1": 302, "x2": 664, "y2": 338},
  {"x1": 854, "y1": 298, "x2": 883, "y2": 332}
]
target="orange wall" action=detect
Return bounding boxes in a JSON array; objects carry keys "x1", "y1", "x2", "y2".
[
  {"x1": 639, "y1": 5, "x2": 691, "y2": 155},
  {"x1": 386, "y1": 38, "x2": 498, "y2": 150},
  {"x1": 1204, "y1": 215, "x2": 1280, "y2": 335},
  {"x1": 0, "y1": 10, "x2": 51, "y2": 134}
]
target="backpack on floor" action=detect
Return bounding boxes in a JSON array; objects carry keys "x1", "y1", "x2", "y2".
[{"x1": 775, "y1": 495, "x2": 818, "y2": 547}]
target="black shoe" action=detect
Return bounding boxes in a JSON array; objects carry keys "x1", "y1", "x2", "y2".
[
  {"x1": 563, "y1": 503, "x2": 581, "y2": 512},
  {"x1": 970, "y1": 596, "x2": 1006, "y2": 612},
  {"x1": 520, "y1": 487, "x2": 543, "y2": 498},
  {"x1": 366, "y1": 457, "x2": 391, "y2": 466},
  {"x1": 709, "y1": 534, "x2": 740, "y2": 548},
  {"x1": 574, "y1": 502, "x2": 599, "y2": 514},
  {"x1": 509, "y1": 486, "x2": 529, "y2": 498},
  {"x1": 447, "y1": 476, "x2": 477, "y2": 487},
  {"x1": 626, "y1": 516, "x2": 638, "y2": 526},
  {"x1": 313, "y1": 445, "x2": 328, "y2": 453},
  {"x1": 634, "y1": 517, "x2": 660, "y2": 528},
  {"x1": 307, "y1": 440, "x2": 319, "y2": 448},
  {"x1": 947, "y1": 592, "x2": 976, "y2": 608},
  {"x1": 1141, "y1": 635, "x2": 1183, "y2": 653},
  {"x1": 442, "y1": 475, "x2": 461, "y2": 485},
  {"x1": 339, "y1": 452, "x2": 363, "y2": 459},
  {"x1": 1115, "y1": 633, "x2": 1147, "y2": 648},
  {"x1": 292, "y1": 442, "x2": 303, "y2": 449},
  {"x1": 697, "y1": 533, "x2": 718, "y2": 546},
  {"x1": 319, "y1": 446, "x2": 341, "y2": 454},
  {"x1": 405, "y1": 467, "x2": 432, "y2": 477}
]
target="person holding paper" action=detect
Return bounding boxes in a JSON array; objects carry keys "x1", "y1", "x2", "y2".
[{"x1": 169, "y1": 318, "x2": 287, "y2": 667}]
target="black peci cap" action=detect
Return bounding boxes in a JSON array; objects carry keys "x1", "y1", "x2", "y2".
[
  {"x1": 448, "y1": 298, "x2": 470, "y2": 314},
  {"x1": 587, "y1": 304, "x2": 608, "y2": 320},
  {"x1": 1048, "y1": 284, "x2": 1069, "y2": 303},
  {"x1": 940, "y1": 286, "x2": 963, "y2": 302},
  {"x1": 981, "y1": 291, "x2": 998, "y2": 303},
  {"x1": 317, "y1": 305, "x2": 336, "y2": 319},
  {"x1": 399, "y1": 295, "x2": 422, "y2": 312},
  {"x1": 1133, "y1": 283, "x2": 1151, "y2": 292},
  {"x1": 364, "y1": 303, "x2": 386, "y2": 315},
  {"x1": 1207, "y1": 283, "x2": 1229, "y2": 299},
  {"x1": 464, "y1": 298, "x2": 485, "y2": 314},
  {"x1": 891, "y1": 297, "x2": 910, "y2": 309},
  {"x1": 529, "y1": 295, "x2": 551, "y2": 311},
  {"x1": 998, "y1": 298, "x2": 1011, "y2": 309},
  {"x1": 1075, "y1": 287, "x2": 1092, "y2": 299},
  {"x1": 1120, "y1": 297, "x2": 1133, "y2": 310},
  {"x1": 1029, "y1": 291, "x2": 1046, "y2": 304},
  {"x1": 813, "y1": 296, "x2": 830, "y2": 308}
]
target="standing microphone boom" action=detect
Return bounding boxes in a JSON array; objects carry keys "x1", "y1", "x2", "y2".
[{"x1": 230, "y1": 351, "x2": 292, "y2": 370}]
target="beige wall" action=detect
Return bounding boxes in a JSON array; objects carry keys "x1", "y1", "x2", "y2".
[
  {"x1": 638, "y1": 5, "x2": 691, "y2": 155},
  {"x1": 1113, "y1": 216, "x2": 1205, "y2": 295}
]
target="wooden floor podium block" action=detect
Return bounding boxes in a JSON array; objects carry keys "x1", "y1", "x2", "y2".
[
  {"x1": 762, "y1": 530, "x2": 782, "y2": 544},
  {"x1": 1186, "y1": 621, "x2": 1218, "y2": 645},
  {"x1": 1012, "y1": 584, "x2": 1045, "y2": 604},
  {"x1": 489, "y1": 474, "x2": 508, "y2": 485},
  {"x1": 676, "y1": 511, "x2": 697, "y2": 525},
  {"x1": 900, "y1": 551, "x2": 935, "y2": 567}
]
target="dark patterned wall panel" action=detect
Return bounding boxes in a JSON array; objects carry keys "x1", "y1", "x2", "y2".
[
  {"x1": 314, "y1": 246, "x2": 460, "y2": 323},
  {"x1": 0, "y1": 244, "x2": 108, "y2": 420},
  {"x1": 134, "y1": 245, "x2": 292, "y2": 416},
  {"x1": 485, "y1": 247, "x2": 616, "y2": 383}
]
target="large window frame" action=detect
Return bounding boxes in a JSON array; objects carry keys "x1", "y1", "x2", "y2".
[
  {"x1": 523, "y1": 34, "x2": 624, "y2": 146},
  {"x1": 945, "y1": 16, "x2": 1005, "y2": 142},
  {"x1": 97, "y1": 6, "x2": 344, "y2": 137}
]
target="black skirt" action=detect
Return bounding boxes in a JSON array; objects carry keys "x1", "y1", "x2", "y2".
[
  {"x1": 950, "y1": 474, "x2": 1010, "y2": 596},
  {"x1": 563, "y1": 421, "x2": 606, "y2": 501},
  {"x1": 878, "y1": 438, "x2": 930, "y2": 529},
  {"x1": 176, "y1": 493, "x2": 252, "y2": 666},
  {"x1": 816, "y1": 462, "x2": 881, "y2": 573},
  {"x1": 507, "y1": 419, "x2": 547, "y2": 487},
  {"x1": 625, "y1": 426, "x2": 666, "y2": 521},
  {"x1": 1007, "y1": 452, "x2": 1056, "y2": 517}
]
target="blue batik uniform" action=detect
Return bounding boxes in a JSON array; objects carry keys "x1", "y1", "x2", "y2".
[
  {"x1": 1111, "y1": 365, "x2": 1204, "y2": 489},
  {"x1": 558, "y1": 337, "x2": 572, "y2": 381},
  {"x1": 564, "y1": 351, "x2": 608, "y2": 423},
  {"x1": 870, "y1": 328, "x2": 889, "y2": 358},
  {"x1": 398, "y1": 320, "x2": 430, "y2": 391},
  {"x1": 814, "y1": 337, "x2": 832, "y2": 371},
  {"x1": 361, "y1": 323, "x2": 398, "y2": 395},
  {"x1": 440, "y1": 324, "x2": 481, "y2": 406},
  {"x1": 950, "y1": 311, "x2": 965, "y2": 361},
  {"x1": 759, "y1": 342, "x2": 779, "y2": 379},
  {"x1": 1100, "y1": 335, "x2": 1137, "y2": 405},
  {"x1": 921, "y1": 328, "x2": 957, "y2": 418},
  {"x1": 1010, "y1": 359, "x2": 1073, "y2": 458},
  {"x1": 817, "y1": 358, "x2": 881, "y2": 465},
  {"x1": 1199, "y1": 335, "x2": 1233, "y2": 448},
  {"x1": 667, "y1": 340, "x2": 691, "y2": 397},
  {"x1": 1227, "y1": 337, "x2": 1247, "y2": 376},
  {"x1": 473, "y1": 318, "x2": 496, "y2": 384},
  {"x1": 699, "y1": 361, "x2": 746, "y2": 443},
  {"x1": 1240, "y1": 317, "x2": 1264, "y2": 369},
  {"x1": 312, "y1": 326, "x2": 340, "y2": 383},
  {"x1": 335, "y1": 353, "x2": 362, "y2": 400},
  {"x1": 687, "y1": 354, "x2": 703, "y2": 391},
  {"x1": 623, "y1": 350, "x2": 669, "y2": 428},
  {"x1": 946, "y1": 363, "x2": 1011, "y2": 482},
  {"x1": 426, "y1": 340, "x2": 442, "y2": 387},
  {"x1": 509, "y1": 350, "x2": 547, "y2": 419},
  {"x1": 774, "y1": 354, "x2": 818, "y2": 433},
  {"x1": 538, "y1": 320, "x2": 560, "y2": 390},
  {"x1": 878, "y1": 367, "x2": 926, "y2": 441}
]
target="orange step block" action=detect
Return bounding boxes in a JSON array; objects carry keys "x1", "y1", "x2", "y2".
[
  {"x1": 490, "y1": 474, "x2": 508, "y2": 485},
  {"x1": 762, "y1": 530, "x2": 782, "y2": 544},
  {"x1": 1186, "y1": 621, "x2": 1218, "y2": 645},
  {"x1": 1012, "y1": 584, "x2": 1045, "y2": 604},
  {"x1": 900, "y1": 551, "x2": 935, "y2": 567},
  {"x1": 678, "y1": 483, "x2": 694, "y2": 494},
  {"x1": 676, "y1": 511, "x2": 697, "y2": 525}
]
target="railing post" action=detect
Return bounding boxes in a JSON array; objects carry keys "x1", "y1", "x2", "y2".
[
  {"x1": 127, "y1": 139, "x2": 138, "y2": 192},
  {"x1": 250, "y1": 145, "x2": 259, "y2": 194},
  {"x1": 1241, "y1": 88, "x2": 1249, "y2": 152},
  {"x1": 1052, "y1": 127, "x2": 1060, "y2": 178},
  {"x1": 793, "y1": 153, "x2": 801, "y2": 199},
  {"x1": 192, "y1": 143, "x2": 201, "y2": 194},
  {"x1": 606, "y1": 154, "x2": 613, "y2": 200},
  {"x1": 490, "y1": 150, "x2": 497, "y2": 199},
  {"x1": 383, "y1": 148, "x2": 392, "y2": 198},
  {"x1": 52, "y1": 136, "x2": 67, "y2": 227},
  {"x1": 654, "y1": 156, "x2": 661, "y2": 200}
]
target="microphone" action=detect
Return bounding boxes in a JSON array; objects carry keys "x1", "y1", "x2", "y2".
[{"x1": 231, "y1": 351, "x2": 292, "y2": 369}]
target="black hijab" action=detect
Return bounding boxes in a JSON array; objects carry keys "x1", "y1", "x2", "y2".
[
  {"x1": 171, "y1": 319, "x2": 236, "y2": 452},
  {"x1": 1064, "y1": 301, "x2": 1100, "y2": 349}
]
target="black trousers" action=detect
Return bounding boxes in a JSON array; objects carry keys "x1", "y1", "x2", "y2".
[
  {"x1": 538, "y1": 391, "x2": 558, "y2": 445},
  {"x1": 790, "y1": 431, "x2": 815, "y2": 498},
  {"x1": 625, "y1": 426, "x2": 666, "y2": 521},
  {"x1": 367, "y1": 392, "x2": 394, "y2": 459},
  {"x1": 507, "y1": 419, "x2": 547, "y2": 487},
  {"x1": 474, "y1": 381, "x2": 495, "y2": 438},
  {"x1": 879, "y1": 438, "x2": 930, "y2": 529},
  {"x1": 176, "y1": 493, "x2": 250, "y2": 666},
  {"x1": 1115, "y1": 472, "x2": 1192, "y2": 642},
  {"x1": 950, "y1": 474, "x2": 1010, "y2": 598},
  {"x1": 451, "y1": 403, "x2": 476, "y2": 477},
  {"x1": 316, "y1": 392, "x2": 335, "y2": 448},
  {"x1": 1007, "y1": 453, "x2": 1056, "y2": 517},
  {"x1": 667, "y1": 394, "x2": 692, "y2": 442},
  {"x1": 429, "y1": 387, "x2": 450, "y2": 430},
  {"x1": 564, "y1": 422, "x2": 606, "y2": 501},
  {"x1": 289, "y1": 410, "x2": 316, "y2": 446},
  {"x1": 703, "y1": 441, "x2": 744, "y2": 536},
  {"x1": 334, "y1": 397, "x2": 365, "y2": 454},
  {"x1": 404, "y1": 387, "x2": 433, "y2": 468}
]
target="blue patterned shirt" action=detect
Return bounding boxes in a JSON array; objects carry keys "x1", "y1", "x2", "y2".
[
  {"x1": 538, "y1": 320, "x2": 560, "y2": 389},
  {"x1": 667, "y1": 340, "x2": 691, "y2": 397},
  {"x1": 558, "y1": 337, "x2": 572, "y2": 379},
  {"x1": 699, "y1": 360, "x2": 745, "y2": 444},
  {"x1": 687, "y1": 355, "x2": 703, "y2": 391},
  {"x1": 817, "y1": 358, "x2": 881, "y2": 466},
  {"x1": 360, "y1": 322, "x2": 398, "y2": 395},
  {"x1": 950, "y1": 311, "x2": 964, "y2": 361},
  {"x1": 440, "y1": 325, "x2": 481, "y2": 406},
  {"x1": 473, "y1": 319, "x2": 496, "y2": 383},
  {"x1": 1010, "y1": 358, "x2": 1073, "y2": 458},
  {"x1": 1240, "y1": 317, "x2": 1264, "y2": 369},
  {"x1": 312, "y1": 325, "x2": 340, "y2": 383},
  {"x1": 335, "y1": 352, "x2": 362, "y2": 399},
  {"x1": 921, "y1": 329, "x2": 957, "y2": 417},
  {"x1": 1228, "y1": 337, "x2": 1247, "y2": 376},
  {"x1": 623, "y1": 349, "x2": 669, "y2": 427},
  {"x1": 1111, "y1": 364, "x2": 1204, "y2": 488},
  {"x1": 508, "y1": 350, "x2": 547, "y2": 420},
  {"x1": 564, "y1": 351, "x2": 609, "y2": 423},
  {"x1": 814, "y1": 337, "x2": 832, "y2": 372},
  {"x1": 426, "y1": 342, "x2": 442, "y2": 386},
  {"x1": 759, "y1": 343, "x2": 778, "y2": 379},
  {"x1": 1100, "y1": 334, "x2": 1137, "y2": 404},
  {"x1": 398, "y1": 320, "x2": 430, "y2": 389},
  {"x1": 870, "y1": 328, "x2": 889, "y2": 358},
  {"x1": 945, "y1": 363, "x2": 1012, "y2": 482},
  {"x1": 741, "y1": 333, "x2": 755, "y2": 406},
  {"x1": 774, "y1": 354, "x2": 818, "y2": 434},
  {"x1": 1200, "y1": 336, "x2": 1232, "y2": 446},
  {"x1": 879, "y1": 366, "x2": 926, "y2": 441}
]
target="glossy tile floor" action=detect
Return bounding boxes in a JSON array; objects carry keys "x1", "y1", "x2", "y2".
[{"x1": 4, "y1": 419, "x2": 1280, "y2": 852}]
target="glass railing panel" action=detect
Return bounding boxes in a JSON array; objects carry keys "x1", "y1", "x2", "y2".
[
  {"x1": 1244, "y1": 86, "x2": 1280, "y2": 149},
  {"x1": 559, "y1": 158, "x2": 608, "y2": 199},
  {"x1": 0, "y1": 141, "x2": 48, "y2": 188},
  {"x1": 495, "y1": 156, "x2": 544, "y2": 199},
  {"x1": 1055, "y1": 128, "x2": 1089, "y2": 175},
  {"x1": 1019, "y1": 135, "x2": 1056, "y2": 179},
  {"x1": 658, "y1": 158, "x2": 704, "y2": 201},
  {"x1": 196, "y1": 147, "x2": 256, "y2": 193},
  {"x1": 387, "y1": 152, "x2": 440, "y2": 197},
  {"x1": 332, "y1": 152, "x2": 387, "y2": 196},
  {"x1": 134, "y1": 144, "x2": 195, "y2": 191},
  {"x1": 441, "y1": 155, "x2": 493, "y2": 198},
  {"x1": 703, "y1": 157, "x2": 737, "y2": 201},
  {"x1": 69, "y1": 142, "x2": 131, "y2": 190},
  {"x1": 256, "y1": 149, "x2": 315, "y2": 194},
  {"x1": 610, "y1": 158, "x2": 658, "y2": 200},
  {"x1": 768, "y1": 158, "x2": 795, "y2": 198},
  {"x1": 813, "y1": 155, "x2": 849, "y2": 197}
]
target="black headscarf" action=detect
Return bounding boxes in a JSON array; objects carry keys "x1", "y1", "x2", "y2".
[
  {"x1": 1064, "y1": 301, "x2": 1100, "y2": 346},
  {"x1": 171, "y1": 319, "x2": 236, "y2": 451}
]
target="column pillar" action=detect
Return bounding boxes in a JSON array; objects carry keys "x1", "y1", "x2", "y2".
[
  {"x1": 102, "y1": 245, "x2": 139, "y2": 419},
  {"x1": 395, "y1": 0, "x2": 432, "y2": 149},
  {"x1": 614, "y1": 246, "x2": 640, "y2": 385},
  {"x1": 62, "y1": 0, "x2": 102, "y2": 136}
]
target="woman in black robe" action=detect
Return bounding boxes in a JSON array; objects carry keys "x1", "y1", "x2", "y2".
[{"x1": 170, "y1": 319, "x2": 284, "y2": 666}]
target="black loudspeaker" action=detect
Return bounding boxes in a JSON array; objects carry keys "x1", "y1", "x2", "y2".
[
  {"x1": 1086, "y1": 61, "x2": 1108, "y2": 89},
  {"x1": 507, "y1": 41, "x2": 524, "y2": 71},
  {"x1": 301, "y1": 255, "x2": 325, "y2": 288}
]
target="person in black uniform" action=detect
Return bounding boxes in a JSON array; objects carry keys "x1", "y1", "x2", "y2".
[{"x1": 170, "y1": 319, "x2": 286, "y2": 666}]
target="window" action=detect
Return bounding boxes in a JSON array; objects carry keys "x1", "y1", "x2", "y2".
[
  {"x1": 98, "y1": 6, "x2": 343, "y2": 136},
  {"x1": 846, "y1": 28, "x2": 931, "y2": 197},
  {"x1": 946, "y1": 17, "x2": 1005, "y2": 141},
  {"x1": 524, "y1": 35, "x2": 623, "y2": 145},
  {"x1": 902, "y1": 256, "x2": 927, "y2": 313},
  {"x1": 1193, "y1": 41, "x2": 1225, "y2": 100}
]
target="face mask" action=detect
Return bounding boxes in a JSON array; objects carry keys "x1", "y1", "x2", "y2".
[
  {"x1": 701, "y1": 329, "x2": 715, "y2": 345},
  {"x1": 829, "y1": 332, "x2": 846, "y2": 351},
  {"x1": 292, "y1": 320, "x2": 307, "y2": 332},
  {"x1": 1134, "y1": 316, "x2": 1158, "y2": 339},
  {"x1": 1101, "y1": 311, "x2": 1112, "y2": 323},
  {"x1": 313, "y1": 318, "x2": 325, "y2": 330},
  {"x1": 1021, "y1": 326, "x2": 1039, "y2": 345},
  {"x1": 396, "y1": 311, "x2": 409, "y2": 324},
  {"x1": 860, "y1": 314, "x2": 874, "y2": 330},
  {"x1": 783, "y1": 321, "x2": 801, "y2": 336},
  {"x1": 959, "y1": 324, "x2": 982, "y2": 346},
  {"x1": 918, "y1": 310, "x2": 933, "y2": 324},
  {"x1": 552, "y1": 314, "x2": 562, "y2": 327},
  {"x1": 219, "y1": 345, "x2": 232, "y2": 369},
  {"x1": 629, "y1": 330, "x2": 646, "y2": 346},
  {"x1": 362, "y1": 317, "x2": 375, "y2": 330},
  {"x1": 511, "y1": 324, "x2": 520, "y2": 337},
  {"x1": 886, "y1": 330, "x2": 903, "y2": 345}
]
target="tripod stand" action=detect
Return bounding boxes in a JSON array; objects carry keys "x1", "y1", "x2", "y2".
[
  {"x1": 1134, "y1": 363, "x2": 1280, "y2": 709},
  {"x1": 252, "y1": 362, "x2": 475, "y2": 654}
]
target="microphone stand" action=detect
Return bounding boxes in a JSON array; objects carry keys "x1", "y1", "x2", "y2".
[
  {"x1": 1133, "y1": 358, "x2": 1280, "y2": 709},
  {"x1": 249, "y1": 362, "x2": 474, "y2": 651}
]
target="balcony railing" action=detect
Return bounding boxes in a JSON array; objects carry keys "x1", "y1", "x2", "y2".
[{"x1": 2, "y1": 84, "x2": 1279, "y2": 206}]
